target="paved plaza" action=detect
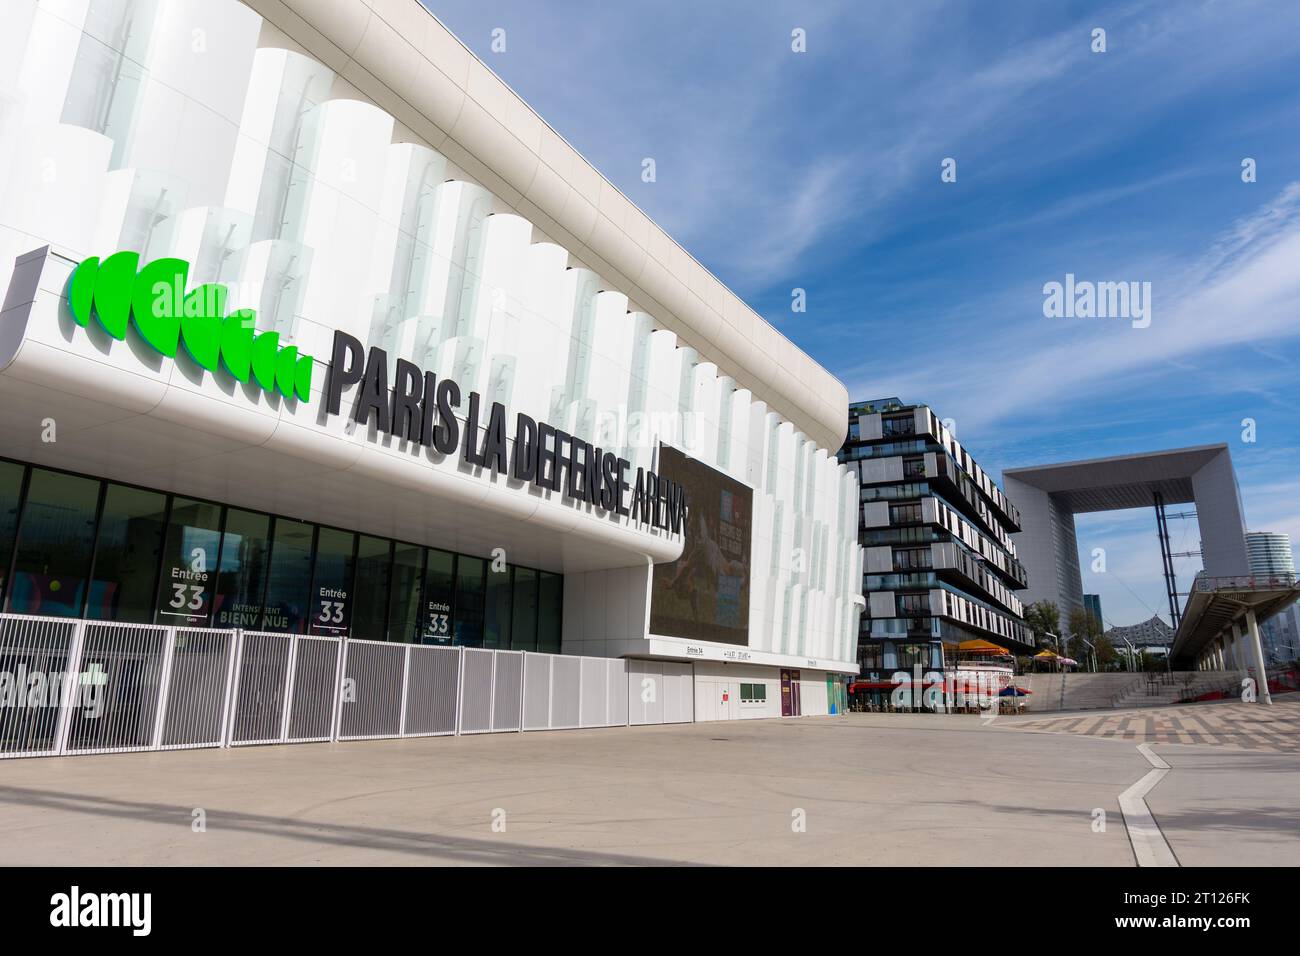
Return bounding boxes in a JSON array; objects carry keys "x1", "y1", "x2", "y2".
[
  {"x1": 998, "y1": 697, "x2": 1300, "y2": 753},
  {"x1": 0, "y1": 699, "x2": 1295, "y2": 866}
]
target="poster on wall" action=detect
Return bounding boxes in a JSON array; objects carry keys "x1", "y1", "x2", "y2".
[
  {"x1": 157, "y1": 557, "x2": 214, "y2": 627},
  {"x1": 310, "y1": 585, "x2": 352, "y2": 636},
  {"x1": 649, "y1": 445, "x2": 753, "y2": 646}
]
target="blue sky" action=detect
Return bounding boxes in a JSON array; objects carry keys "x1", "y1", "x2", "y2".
[{"x1": 423, "y1": 0, "x2": 1300, "y2": 628}]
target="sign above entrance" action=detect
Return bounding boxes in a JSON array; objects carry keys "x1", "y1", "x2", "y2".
[
  {"x1": 326, "y1": 331, "x2": 689, "y2": 533},
  {"x1": 68, "y1": 251, "x2": 313, "y2": 401},
  {"x1": 65, "y1": 252, "x2": 687, "y2": 536}
]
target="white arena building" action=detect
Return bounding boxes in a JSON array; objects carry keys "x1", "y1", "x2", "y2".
[{"x1": 0, "y1": 0, "x2": 863, "y2": 757}]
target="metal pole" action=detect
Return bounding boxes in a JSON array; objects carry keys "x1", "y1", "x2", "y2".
[
  {"x1": 1079, "y1": 637, "x2": 1096, "y2": 673},
  {"x1": 150, "y1": 626, "x2": 179, "y2": 750},
  {"x1": 54, "y1": 620, "x2": 89, "y2": 756},
  {"x1": 1245, "y1": 609, "x2": 1273, "y2": 706},
  {"x1": 1153, "y1": 492, "x2": 1182, "y2": 629}
]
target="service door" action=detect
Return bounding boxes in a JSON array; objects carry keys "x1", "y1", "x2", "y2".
[
  {"x1": 780, "y1": 669, "x2": 793, "y2": 717},
  {"x1": 791, "y1": 670, "x2": 802, "y2": 716}
]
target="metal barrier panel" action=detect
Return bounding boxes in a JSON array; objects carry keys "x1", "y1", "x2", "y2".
[
  {"x1": 490, "y1": 650, "x2": 523, "y2": 732},
  {"x1": 159, "y1": 628, "x2": 236, "y2": 750},
  {"x1": 680, "y1": 663, "x2": 696, "y2": 723},
  {"x1": 662, "y1": 661, "x2": 694, "y2": 724},
  {"x1": 580, "y1": 657, "x2": 607, "y2": 727},
  {"x1": 459, "y1": 648, "x2": 494, "y2": 734},
  {"x1": 229, "y1": 632, "x2": 292, "y2": 745},
  {"x1": 522, "y1": 652, "x2": 551, "y2": 730},
  {"x1": 3, "y1": 611, "x2": 679, "y2": 759},
  {"x1": 286, "y1": 635, "x2": 341, "y2": 743},
  {"x1": 627, "y1": 660, "x2": 664, "y2": 725},
  {"x1": 606, "y1": 658, "x2": 628, "y2": 727},
  {"x1": 550, "y1": 655, "x2": 581, "y2": 729},
  {"x1": 0, "y1": 615, "x2": 80, "y2": 758},
  {"x1": 337, "y1": 639, "x2": 405, "y2": 740},
  {"x1": 403, "y1": 644, "x2": 460, "y2": 737},
  {"x1": 64, "y1": 622, "x2": 170, "y2": 755}
]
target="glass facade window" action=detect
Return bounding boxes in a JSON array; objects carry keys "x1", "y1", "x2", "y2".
[
  {"x1": 310, "y1": 527, "x2": 356, "y2": 636},
  {"x1": 6, "y1": 469, "x2": 99, "y2": 618},
  {"x1": 881, "y1": 415, "x2": 915, "y2": 438},
  {"x1": 898, "y1": 593, "x2": 929, "y2": 615},
  {"x1": 262, "y1": 518, "x2": 315, "y2": 633},
  {"x1": 420, "y1": 548, "x2": 455, "y2": 645},
  {"x1": 155, "y1": 498, "x2": 223, "y2": 627},
  {"x1": 213, "y1": 509, "x2": 271, "y2": 629},
  {"x1": 537, "y1": 571, "x2": 562, "y2": 653},
  {"x1": 511, "y1": 567, "x2": 538, "y2": 651},
  {"x1": 896, "y1": 641, "x2": 941, "y2": 670},
  {"x1": 453, "y1": 555, "x2": 486, "y2": 647},
  {"x1": 0, "y1": 458, "x2": 565, "y2": 651},
  {"x1": 86, "y1": 484, "x2": 167, "y2": 623},
  {"x1": 859, "y1": 642, "x2": 885, "y2": 671},
  {"x1": 0, "y1": 462, "x2": 28, "y2": 607},
  {"x1": 483, "y1": 563, "x2": 512, "y2": 650},
  {"x1": 891, "y1": 504, "x2": 923, "y2": 525},
  {"x1": 387, "y1": 542, "x2": 424, "y2": 643},
  {"x1": 352, "y1": 536, "x2": 391, "y2": 641}
]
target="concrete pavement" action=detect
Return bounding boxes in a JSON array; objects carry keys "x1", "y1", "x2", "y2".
[
  {"x1": 997, "y1": 697, "x2": 1300, "y2": 752},
  {"x1": 0, "y1": 709, "x2": 1294, "y2": 865}
]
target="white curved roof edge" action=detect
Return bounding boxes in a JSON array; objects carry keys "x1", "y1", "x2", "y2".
[{"x1": 238, "y1": 0, "x2": 849, "y2": 452}]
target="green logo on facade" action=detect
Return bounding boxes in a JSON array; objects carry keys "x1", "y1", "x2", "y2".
[{"x1": 68, "y1": 251, "x2": 313, "y2": 402}]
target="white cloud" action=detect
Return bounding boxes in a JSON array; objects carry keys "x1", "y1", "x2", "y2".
[{"x1": 856, "y1": 181, "x2": 1300, "y2": 431}]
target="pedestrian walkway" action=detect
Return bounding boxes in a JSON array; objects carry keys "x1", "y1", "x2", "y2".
[{"x1": 999, "y1": 695, "x2": 1300, "y2": 753}]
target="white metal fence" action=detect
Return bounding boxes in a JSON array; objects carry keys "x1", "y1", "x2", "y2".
[
  {"x1": 627, "y1": 659, "x2": 694, "y2": 725},
  {"x1": 0, "y1": 613, "x2": 644, "y2": 759}
]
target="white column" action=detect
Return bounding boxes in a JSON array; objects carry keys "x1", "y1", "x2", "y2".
[{"x1": 1245, "y1": 609, "x2": 1273, "y2": 706}]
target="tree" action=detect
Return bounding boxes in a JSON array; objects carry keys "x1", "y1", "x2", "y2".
[
  {"x1": 1024, "y1": 601, "x2": 1061, "y2": 648},
  {"x1": 1068, "y1": 606, "x2": 1103, "y2": 642},
  {"x1": 1094, "y1": 635, "x2": 1119, "y2": 669},
  {"x1": 1067, "y1": 606, "x2": 1105, "y2": 668}
]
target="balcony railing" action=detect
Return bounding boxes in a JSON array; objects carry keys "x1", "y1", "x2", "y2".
[{"x1": 1195, "y1": 573, "x2": 1297, "y2": 593}]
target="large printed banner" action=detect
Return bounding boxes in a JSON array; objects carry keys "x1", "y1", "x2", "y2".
[{"x1": 649, "y1": 445, "x2": 752, "y2": 646}]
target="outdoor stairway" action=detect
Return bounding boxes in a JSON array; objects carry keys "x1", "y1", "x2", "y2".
[
  {"x1": 1111, "y1": 671, "x2": 1248, "y2": 709},
  {"x1": 1019, "y1": 671, "x2": 1252, "y2": 712}
]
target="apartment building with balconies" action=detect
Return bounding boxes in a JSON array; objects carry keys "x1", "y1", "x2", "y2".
[{"x1": 837, "y1": 398, "x2": 1034, "y2": 673}]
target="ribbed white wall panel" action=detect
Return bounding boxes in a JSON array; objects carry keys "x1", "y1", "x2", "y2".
[
  {"x1": 1, "y1": 126, "x2": 111, "y2": 270},
  {"x1": 14, "y1": 1, "x2": 85, "y2": 128},
  {"x1": 0, "y1": 0, "x2": 863, "y2": 666}
]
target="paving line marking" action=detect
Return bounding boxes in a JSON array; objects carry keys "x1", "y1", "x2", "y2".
[{"x1": 1118, "y1": 742, "x2": 1178, "y2": 868}]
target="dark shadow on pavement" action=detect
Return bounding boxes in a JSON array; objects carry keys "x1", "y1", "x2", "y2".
[{"x1": 0, "y1": 784, "x2": 700, "y2": 867}]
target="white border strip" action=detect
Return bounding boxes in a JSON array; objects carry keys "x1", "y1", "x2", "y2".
[{"x1": 1118, "y1": 743, "x2": 1178, "y2": 867}]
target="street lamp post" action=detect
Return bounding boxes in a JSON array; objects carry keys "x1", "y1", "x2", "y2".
[
  {"x1": 1079, "y1": 637, "x2": 1097, "y2": 673},
  {"x1": 1044, "y1": 631, "x2": 1059, "y2": 671}
]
